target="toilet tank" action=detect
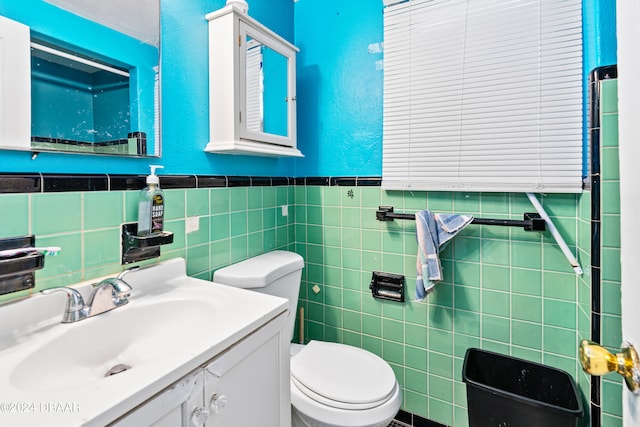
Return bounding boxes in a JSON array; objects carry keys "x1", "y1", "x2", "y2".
[{"x1": 213, "y1": 250, "x2": 304, "y2": 341}]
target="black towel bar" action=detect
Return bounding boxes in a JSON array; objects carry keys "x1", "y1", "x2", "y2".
[{"x1": 375, "y1": 206, "x2": 546, "y2": 232}]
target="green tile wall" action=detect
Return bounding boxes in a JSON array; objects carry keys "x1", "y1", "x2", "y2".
[
  {"x1": 294, "y1": 186, "x2": 591, "y2": 426},
  {"x1": 0, "y1": 186, "x2": 296, "y2": 301},
  {"x1": 598, "y1": 78, "x2": 623, "y2": 427}
]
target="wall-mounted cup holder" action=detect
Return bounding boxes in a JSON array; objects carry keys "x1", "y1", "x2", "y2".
[
  {"x1": 0, "y1": 235, "x2": 44, "y2": 295},
  {"x1": 121, "y1": 223, "x2": 174, "y2": 264}
]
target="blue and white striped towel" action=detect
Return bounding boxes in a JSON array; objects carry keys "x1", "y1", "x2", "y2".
[{"x1": 415, "y1": 210, "x2": 473, "y2": 300}]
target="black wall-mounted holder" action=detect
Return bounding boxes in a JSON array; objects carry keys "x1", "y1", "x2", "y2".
[
  {"x1": 0, "y1": 235, "x2": 45, "y2": 295},
  {"x1": 370, "y1": 271, "x2": 405, "y2": 302},
  {"x1": 121, "y1": 223, "x2": 174, "y2": 264}
]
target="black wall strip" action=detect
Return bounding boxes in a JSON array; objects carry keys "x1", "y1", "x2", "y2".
[
  {"x1": 0, "y1": 174, "x2": 384, "y2": 194},
  {"x1": 589, "y1": 64, "x2": 617, "y2": 427}
]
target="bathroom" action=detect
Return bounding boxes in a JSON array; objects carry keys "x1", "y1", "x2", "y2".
[{"x1": 0, "y1": 0, "x2": 630, "y2": 426}]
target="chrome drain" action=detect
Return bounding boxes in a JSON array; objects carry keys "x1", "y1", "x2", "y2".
[{"x1": 105, "y1": 363, "x2": 132, "y2": 377}]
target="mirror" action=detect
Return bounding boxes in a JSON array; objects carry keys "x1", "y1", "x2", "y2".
[
  {"x1": 0, "y1": 0, "x2": 160, "y2": 157},
  {"x1": 244, "y1": 36, "x2": 289, "y2": 137}
]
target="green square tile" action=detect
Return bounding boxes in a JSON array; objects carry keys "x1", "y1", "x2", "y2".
[
  {"x1": 511, "y1": 294, "x2": 542, "y2": 323},
  {"x1": 230, "y1": 211, "x2": 247, "y2": 236},
  {"x1": 186, "y1": 189, "x2": 209, "y2": 216},
  {"x1": 428, "y1": 328, "x2": 453, "y2": 354},
  {"x1": 540, "y1": 193, "x2": 577, "y2": 218},
  {"x1": 482, "y1": 290, "x2": 509, "y2": 317},
  {"x1": 306, "y1": 186, "x2": 323, "y2": 205},
  {"x1": 405, "y1": 345, "x2": 426, "y2": 371},
  {"x1": 307, "y1": 302, "x2": 324, "y2": 323},
  {"x1": 602, "y1": 247, "x2": 621, "y2": 282},
  {"x1": 602, "y1": 214, "x2": 621, "y2": 248},
  {"x1": 32, "y1": 193, "x2": 82, "y2": 235},
  {"x1": 430, "y1": 282, "x2": 453, "y2": 307},
  {"x1": 325, "y1": 306, "x2": 343, "y2": 328},
  {"x1": 602, "y1": 181, "x2": 620, "y2": 214},
  {"x1": 512, "y1": 320, "x2": 542, "y2": 349},
  {"x1": 362, "y1": 314, "x2": 382, "y2": 336},
  {"x1": 427, "y1": 192, "x2": 453, "y2": 211},
  {"x1": 186, "y1": 244, "x2": 209, "y2": 276},
  {"x1": 324, "y1": 246, "x2": 341, "y2": 268},
  {"x1": 165, "y1": 219, "x2": 186, "y2": 250},
  {"x1": 600, "y1": 79, "x2": 618, "y2": 113},
  {"x1": 511, "y1": 268, "x2": 542, "y2": 296},
  {"x1": 247, "y1": 232, "x2": 264, "y2": 256},
  {"x1": 342, "y1": 228, "x2": 361, "y2": 249},
  {"x1": 362, "y1": 335, "x2": 383, "y2": 357},
  {"x1": 324, "y1": 226, "x2": 341, "y2": 247},
  {"x1": 263, "y1": 187, "x2": 277, "y2": 208},
  {"x1": 405, "y1": 368, "x2": 428, "y2": 394},
  {"x1": 163, "y1": 189, "x2": 185, "y2": 220},
  {"x1": 511, "y1": 241, "x2": 542, "y2": 269},
  {"x1": 601, "y1": 113, "x2": 619, "y2": 147},
  {"x1": 542, "y1": 353, "x2": 576, "y2": 379},
  {"x1": 453, "y1": 193, "x2": 480, "y2": 214},
  {"x1": 323, "y1": 206, "x2": 341, "y2": 227},
  {"x1": 453, "y1": 310, "x2": 480, "y2": 336},
  {"x1": 481, "y1": 239, "x2": 510, "y2": 266},
  {"x1": 454, "y1": 406, "x2": 470, "y2": 427},
  {"x1": 307, "y1": 206, "x2": 323, "y2": 225},
  {"x1": 343, "y1": 289, "x2": 361, "y2": 311},
  {"x1": 405, "y1": 323, "x2": 427, "y2": 348},
  {"x1": 84, "y1": 192, "x2": 123, "y2": 229},
  {"x1": 481, "y1": 315, "x2": 510, "y2": 343},
  {"x1": 84, "y1": 229, "x2": 121, "y2": 267},
  {"x1": 453, "y1": 238, "x2": 480, "y2": 262},
  {"x1": 543, "y1": 243, "x2": 577, "y2": 274},
  {"x1": 343, "y1": 310, "x2": 362, "y2": 332},
  {"x1": 343, "y1": 330, "x2": 362, "y2": 347},
  {"x1": 342, "y1": 248, "x2": 361, "y2": 270},
  {"x1": 230, "y1": 235, "x2": 247, "y2": 261},
  {"x1": 247, "y1": 209, "x2": 263, "y2": 233},
  {"x1": 210, "y1": 188, "x2": 229, "y2": 214},
  {"x1": 229, "y1": 187, "x2": 248, "y2": 212},
  {"x1": 602, "y1": 379, "x2": 623, "y2": 417},
  {"x1": 405, "y1": 300, "x2": 428, "y2": 325},
  {"x1": 0, "y1": 194, "x2": 29, "y2": 237},
  {"x1": 342, "y1": 207, "x2": 360, "y2": 228},
  {"x1": 543, "y1": 299, "x2": 576, "y2": 329},
  {"x1": 383, "y1": 318, "x2": 404, "y2": 343},
  {"x1": 453, "y1": 334, "x2": 479, "y2": 359},
  {"x1": 602, "y1": 280, "x2": 622, "y2": 315},
  {"x1": 404, "y1": 390, "x2": 428, "y2": 418},
  {"x1": 383, "y1": 300, "x2": 405, "y2": 320},
  {"x1": 483, "y1": 262, "x2": 511, "y2": 291},
  {"x1": 187, "y1": 216, "x2": 210, "y2": 246},
  {"x1": 428, "y1": 374, "x2": 453, "y2": 402},
  {"x1": 543, "y1": 271, "x2": 576, "y2": 301},
  {"x1": 382, "y1": 253, "x2": 404, "y2": 273},
  {"x1": 247, "y1": 187, "x2": 263, "y2": 210},
  {"x1": 602, "y1": 147, "x2": 620, "y2": 181},
  {"x1": 35, "y1": 233, "x2": 82, "y2": 278},
  {"x1": 383, "y1": 340, "x2": 404, "y2": 365},
  {"x1": 601, "y1": 314, "x2": 622, "y2": 350},
  {"x1": 264, "y1": 207, "x2": 276, "y2": 229},
  {"x1": 342, "y1": 269, "x2": 362, "y2": 290},
  {"x1": 382, "y1": 231, "x2": 404, "y2": 254},
  {"x1": 453, "y1": 261, "x2": 481, "y2": 287},
  {"x1": 543, "y1": 326, "x2": 576, "y2": 358},
  {"x1": 602, "y1": 415, "x2": 623, "y2": 427},
  {"x1": 454, "y1": 285, "x2": 480, "y2": 312},
  {"x1": 429, "y1": 398, "x2": 453, "y2": 426},
  {"x1": 210, "y1": 214, "x2": 230, "y2": 241},
  {"x1": 481, "y1": 341, "x2": 509, "y2": 355},
  {"x1": 480, "y1": 193, "x2": 509, "y2": 214}
]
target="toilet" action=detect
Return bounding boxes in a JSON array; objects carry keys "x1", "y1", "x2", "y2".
[{"x1": 213, "y1": 250, "x2": 402, "y2": 427}]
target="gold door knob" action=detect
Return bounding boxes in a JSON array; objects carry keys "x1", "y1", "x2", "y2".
[{"x1": 579, "y1": 339, "x2": 640, "y2": 394}]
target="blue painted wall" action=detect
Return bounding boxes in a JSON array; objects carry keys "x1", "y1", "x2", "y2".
[{"x1": 0, "y1": 0, "x2": 618, "y2": 178}]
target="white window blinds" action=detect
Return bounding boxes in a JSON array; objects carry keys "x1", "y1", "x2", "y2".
[{"x1": 382, "y1": 0, "x2": 583, "y2": 192}]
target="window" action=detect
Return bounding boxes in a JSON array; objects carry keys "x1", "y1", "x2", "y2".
[{"x1": 382, "y1": 0, "x2": 583, "y2": 192}]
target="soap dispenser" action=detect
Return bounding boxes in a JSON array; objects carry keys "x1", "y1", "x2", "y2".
[{"x1": 137, "y1": 165, "x2": 165, "y2": 236}]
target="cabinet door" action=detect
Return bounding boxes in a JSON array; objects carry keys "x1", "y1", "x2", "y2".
[
  {"x1": 110, "y1": 371, "x2": 204, "y2": 427},
  {"x1": 0, "y1": 15, "x2": 30, "y2": 150},
  {"x1": 204, "y1": 313, "x2": 289, "y2": 427}
]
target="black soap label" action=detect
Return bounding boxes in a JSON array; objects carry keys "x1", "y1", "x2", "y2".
[{"x1": 151, "y1": 194, "x2": 164, "y2": 233}]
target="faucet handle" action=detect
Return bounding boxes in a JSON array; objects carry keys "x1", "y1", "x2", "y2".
[{"x1": 41, "y1": 287, "x2": 87, "y2": 323}]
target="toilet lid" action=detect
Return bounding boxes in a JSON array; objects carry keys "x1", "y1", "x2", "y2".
[{"x1": 291, "y1": 341, "x2": 397, "y2": 410}]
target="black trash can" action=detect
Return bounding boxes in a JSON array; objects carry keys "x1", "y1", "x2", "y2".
[{"x1": 462, "y1": 348, "x2": 583, "y2": 427}]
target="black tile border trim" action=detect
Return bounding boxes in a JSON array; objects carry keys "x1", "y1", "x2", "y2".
[
  {"x1": 392, "y1": 410, "x2": 449, "y2": 427},
  {"x1": 588, "y1": 64, "x2": 616, "y2": 427},
  {"x1": 0, "y1": 174, "x2": 384, "y2": 194}
]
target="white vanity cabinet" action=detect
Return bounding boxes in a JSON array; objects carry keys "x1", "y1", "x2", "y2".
[
  {"x1": 205, "y1": 5, "x2": 302, "y2": 157},
  {"x1": 111, "y1": 311, "x2": 290, "y2": 427}
]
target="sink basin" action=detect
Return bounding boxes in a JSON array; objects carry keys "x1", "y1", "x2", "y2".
[
  {"x1": 0, "y1": 257, "x2": 289, "y2": 427},
  {"x1": 10, "y1": 298, "x2": 216, "y2": 392}
]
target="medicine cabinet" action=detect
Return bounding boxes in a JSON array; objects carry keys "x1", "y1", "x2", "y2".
[{"x1": 205, "y1": 4, "x2": 302, "y2": 157}]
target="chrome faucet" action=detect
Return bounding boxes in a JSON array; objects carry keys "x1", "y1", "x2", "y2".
[{"x1": 41, "y1": 267, "x2": 138, "y2": 323}]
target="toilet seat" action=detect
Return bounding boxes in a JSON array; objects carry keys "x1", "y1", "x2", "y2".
[{"x1": 291, "y1": 341, "x2": 397, "y2": 410}]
